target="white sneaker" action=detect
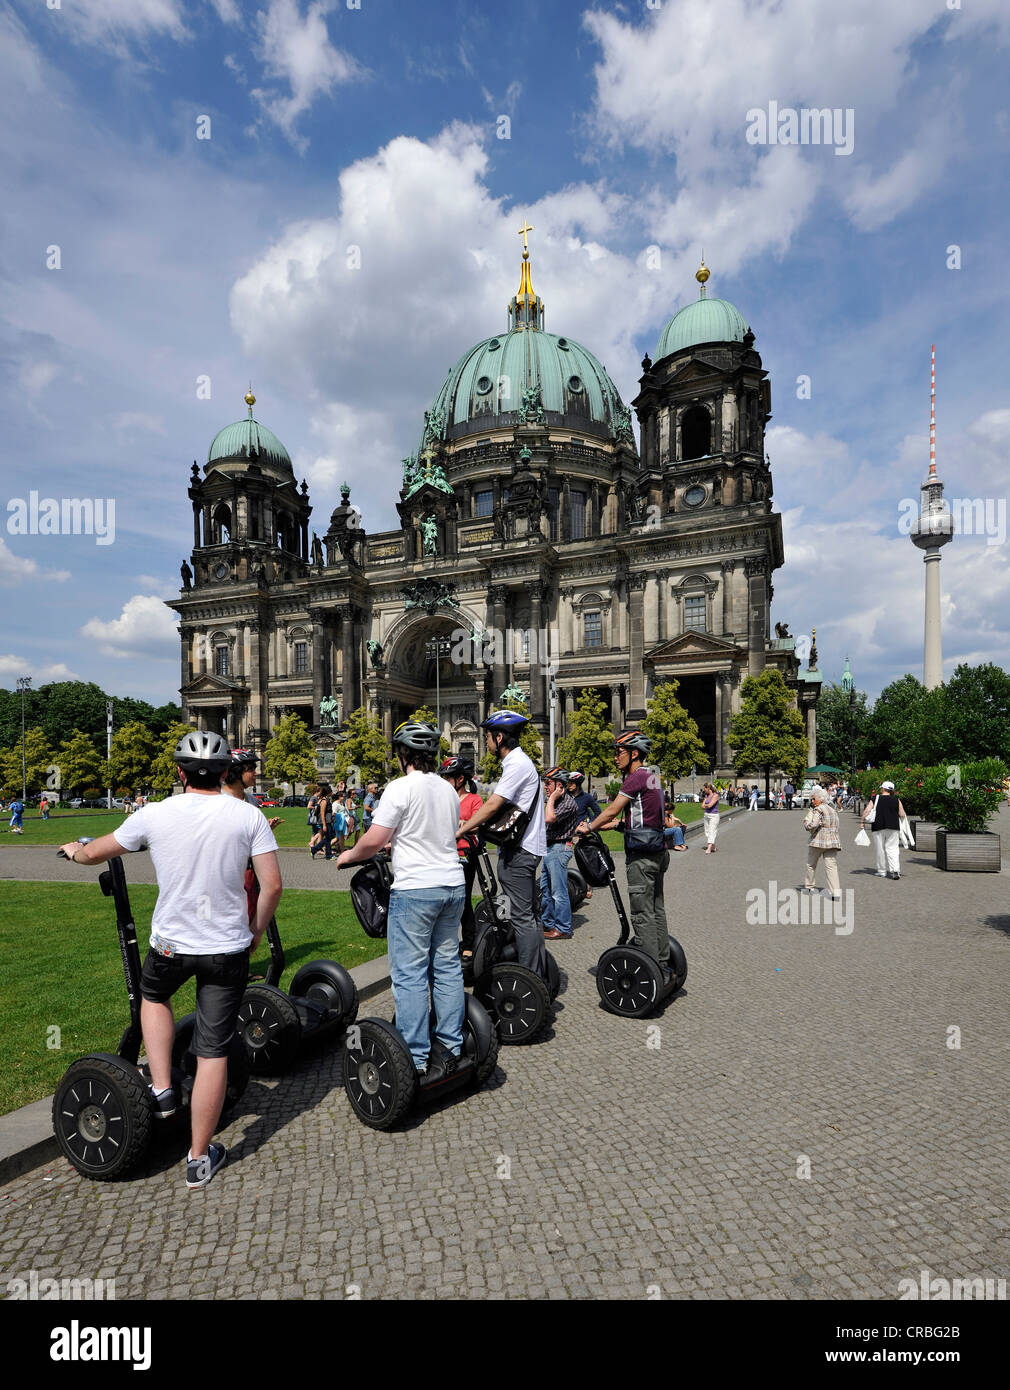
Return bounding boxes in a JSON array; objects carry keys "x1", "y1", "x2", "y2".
[{"x1": 875, "y1": 871, "x2": 887, "y2": 877}]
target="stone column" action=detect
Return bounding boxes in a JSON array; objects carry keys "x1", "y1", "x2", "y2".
[
  {"x1": 610, "y1": 682, "x2": 622, "y2": 730},
  {"x1": 806, "y1": 704, "x2": 817, "y2": 768},
  {"x1": 745, "y1": 558, "x2": 768, "y2": 676},
  {"x1": 340, "y1": 606, "x2": 358, "y2": 716},
  {"x1": 381, "y1": 700, "x2": 393, "y2": 746},
  {"x1": 528, "y1": 582, "x2": 545, "y2": 722},
  {"x1": 309, "y1": 610, "x2": 325, "y2": 722},
  {"x1": 644, "y1": 573, "x2": 659, "y2": 647},
  {"x1": 670, "y1": 590, "x2": 682, "y2": 640},
  {"x1": 656, "y1": 570, "x2": 668, "y2": 642},
  {"x1": 489, "y1": 585, "x2": 508, "y2": 696},
  {"x1": 627, "y1": 574, "x2": 646, "y2": 718},
  {"x1": 721, "y1": 560, "x2": 736, "y2": 638}
]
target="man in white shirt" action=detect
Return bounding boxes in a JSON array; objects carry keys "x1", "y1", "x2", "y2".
[
  {"x1": 338, "y1": 720, "x2": 465, "y2": 1081},
  {"x1": 458, "y1": 709, "x2": 547, "y2": 979},
  {"x1": 60, "y1": 730, "x2": 281, "y2": 1189}
]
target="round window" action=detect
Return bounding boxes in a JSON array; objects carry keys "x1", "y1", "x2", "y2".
[
  {"x1": 557, "y1": 337, "x2": 569, "y2": 350},
  {"x1": 214, "y1": 561, "x2": 230, "y2": 578},
  {"x1": 567, "y1": 375, "x2": 584, "y2": 393},
  {"x1": 684, "y1": 486, "x2": 706, "y2": 507},
  {"x1": 487, "y1": 338, "x2": 501, "y2": 351},
  {"x1": 476, "y1": 375, "x2": 493, "y2": 394}
]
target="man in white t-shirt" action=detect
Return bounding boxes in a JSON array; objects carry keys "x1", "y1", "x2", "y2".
[
  {"x1": 337, "y1": 720, "x2": 465, "y2": 1081},
  {"x1": 60, "y1": 730, "x2": 281, "y2": 1189},
  {"x1": 458, "y1": 709, "x2": 547, "y2": 979}
]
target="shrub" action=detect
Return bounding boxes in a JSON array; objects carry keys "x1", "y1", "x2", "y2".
[
  {"x1": 605, "y1": 780, "x2": 622, "y2": 799},
  {"x1": 82, "y1": 787, "x2": 102, "y2": 799},
  {"x1": 927, "y1": 758, "x2": 1007, "y2": 835}
]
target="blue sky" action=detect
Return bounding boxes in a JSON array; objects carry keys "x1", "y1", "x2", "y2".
[{"x1": 2, "y1": 0, "x2": 1009, "y2": 707}]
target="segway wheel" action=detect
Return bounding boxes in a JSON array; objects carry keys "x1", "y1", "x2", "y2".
[
  {"x1": 597, "y1": 945, "x2": 662, "y2": 1018},
  {"x1": 483, "y1": 964, "x2": 551, "y2": 1044},
  {"x1": 53, "y1": 1054, "x2": 152, "y2": 1180},
  {"x1": 567, "y1": 869, "x2": 587, "y2": 913},
  {"x1": 463, "y1": 993, "x2": 500, "y2": 1088},
  {"x1": 545, "y1": 950, "x2": 561, "y2": 1001},
  {"x1": 290, "y1": 959, "x2": 359, "y2": 1028},
  {"x1": 667, "y1": 936, "x2": 688, "y2": 991},
  {"x1": 235, "y1": 984, "x2": 302, "y2": 1075},
  {"x1": 172, "y1": 1013, "x2": 250, "y2": 1108},
  {"x1": 343, "y1": 1019, "x2": 417, "y2": 1129}
]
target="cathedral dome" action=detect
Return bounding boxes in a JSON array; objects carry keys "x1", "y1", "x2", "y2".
[
  {"x1": 207, "y1": 391, "x2": 292, "y2": 472},
  {"x1": 655, "y1": 262, "x2": 750, "y2": 362}
]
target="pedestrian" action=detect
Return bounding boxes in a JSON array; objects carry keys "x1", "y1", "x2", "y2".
[
  {"x1": 440, "y1": 757, "x2": 483, "y2": 968},
  {"x1": 40, "y1": 794, "x2": 50, "y2": 821},
  {"x1": 541, "y1": 768, "x2": 581, "y2": 940},
  {"x1": 784, "y1": 779, "x2": 795, "y2": 810},
  {"x1": 749, "y1": 784, "x2": 759, "y2": 812},
  {"x1": 702, "y1": 781, "x2": 720, "y2": 853},
  {"x1": 9, "y1": 797, "x2": 24, "y2": 833},
  {"x1": 225, "y1": 750, "x2": 281, "y2": 829},
  {"x1": 339, "y1": 721, "x2": 466, "y2": 1082},
  {"x1": 567, "y1": 772, "x2": 601, "y2": 901},
  {"x1": 362, "y1": 781, "x2": 378, "y2": 833},
  {"x1": 60, "y1": 730, "x2": 281, "y2": 1188},
  {"x1": 861, "y1": 779, "x2": 907, "y2": 880},
  {"x1": 585, "y1": 732, "x2": 671, "y2": 971},
  {"x1": 664, "y1": 807, "x2": 688, "y2": 851},
  {"x1": 802, "y1": 787, "x2": 842, "y2": 899},
  {"x1": 459, "y1": 710, "x2": 549, "y2": 983},
  {"x1": 307, "y1": 787, "x2": 322, "y2": 854},
  {"x1": 342, "y1": 793, "x2": 359, "y2": 847}
]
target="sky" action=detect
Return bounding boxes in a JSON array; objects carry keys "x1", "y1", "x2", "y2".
[{"x1": 2, "y1": 0, "x2": 1009, "y2": 707}]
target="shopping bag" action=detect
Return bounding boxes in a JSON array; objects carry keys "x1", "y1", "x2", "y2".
[{"x1": 854, "y1": 827, "x2": 871, "y2": 848}]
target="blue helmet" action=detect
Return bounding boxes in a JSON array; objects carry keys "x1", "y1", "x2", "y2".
[{"x1": 480, "y1": 710, "x2": 529, "y2": 732}]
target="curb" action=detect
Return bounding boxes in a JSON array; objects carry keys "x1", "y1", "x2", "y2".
[{"x1": 0, "y1": 953, "x2": 393, "y2": 1188}]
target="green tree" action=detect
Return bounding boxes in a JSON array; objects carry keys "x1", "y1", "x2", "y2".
[
  {"x1": 642, "y1": 679, "x2": 708, "y2": 785},
  {"x1": 148, "y1": 722, "x2": 198, "y2": 793},
  {"x1": 812, "y1": 681, "x2": 871, "y2": 773},
  {"x1": 332, "y1": 707, "x2": 388, "y2": 786},
  {"x1": 105, "y1": 721, "x2": 158, "y2": 793},
  {"x1": 478, "y1": 694, "x2": 542, "y2": 782},
  {"x1": 862, "y1": 674, "x2": 944, "y2": 766},
  {"x1": 728, "y1": 668, "x2": 807, "y2": 802},
  {"x1": 408, "y1": 706, "x2": 451, "y2": 759},
  {"x1": 263, "y1": 713, "x2": 318, "y2": 787},
  {"x1": 939, "y1": 663, "x2": 1010, "y2": 762},
  {"x1": 33, "y1": 681, "x2": 108, "y2": 750},
  {"x1": 54, "y1": 729, "x2": 105, "y2": 796},
  {"x1": 0, "y1": 726, "x2": 56, "y2": 796},
  {"x1": 556, "y1": 687, "x2": 615, "y2": 775}
]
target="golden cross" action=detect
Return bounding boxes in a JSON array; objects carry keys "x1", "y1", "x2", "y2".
[{"x1": 517, "y1": 219, "x2": 533, "y2": 252}]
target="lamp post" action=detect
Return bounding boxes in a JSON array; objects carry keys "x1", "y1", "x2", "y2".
[
  {"x1": 840, "y1": 655, "x2": 856, "y2": 780},
  {"x1": 423, "y1": 635, "x2": 454, "y2": 743},
  {"x1": 16, "y1": 676, "x2": 31, "y2": 802}
]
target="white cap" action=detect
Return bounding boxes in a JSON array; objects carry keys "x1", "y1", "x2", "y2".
[{"x1": 881, "y1": 780, "x2": 895, "y2": 790}]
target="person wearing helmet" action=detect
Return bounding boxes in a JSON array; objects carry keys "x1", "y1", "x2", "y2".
[
  {"x1": 224, "y1": 749, "x2": 281, "y2": 830},
  {"x1": 440, "y1": 757, "x2": 483, "y2": 965},
  {"x1": 60, "y1": 729, "x2": 281, "y2": 1188},
  {"x1": 458, "y1": 709, "x2": 547, "y2": 979},
  {"x1": 567, "y1": 771, "x2": 601, "y2": 903},
  {"x1": 584, "y1": 730, "x2": 671, "y2": 969},
  {"x1": 338, "y1": 720, "x2": 465, "y2": 1081},
  {"x1": 541, "y1": 767, "x2": 580, "y2": 940}
]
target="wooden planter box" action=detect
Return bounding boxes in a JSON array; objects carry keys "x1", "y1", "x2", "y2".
[
  {"x1": 909, "y1": 820, "x2": 940, "y2": 852},
  {"x1": 935, "y1": 828, "x2": 1001, "y2": 872}
]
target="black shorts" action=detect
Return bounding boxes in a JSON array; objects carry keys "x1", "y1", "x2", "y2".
[{"x1": 140, "y1": 948, "x2": 249, "y2": 1059}]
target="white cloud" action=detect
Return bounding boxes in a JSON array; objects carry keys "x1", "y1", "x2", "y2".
[
  {"x1": 210, "y1": 0, "x2": 241, "y2": 23},
  {"x1": 62, "y1": 0, "x2": 189, "y2": 50},
  {"x1": 0, "y1": 539, "x2": 71, "y2": 588},
  {"x1": 250, "y1": 0, "x2": 363, "y2": 149},
  {"x1": 19, "y1": 361, "x2": 59, "y2": 397},
  {"x1": 81, "y1": 595, "x2": 179, "y2": 659},
  {"x1": 0, "y1": 655, "x2": 77, "y2": 685}
]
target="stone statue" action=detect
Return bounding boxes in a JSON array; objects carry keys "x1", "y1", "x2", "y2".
[
  {"x1": 311, "y1": 533, "x2": 323, "y2": 567},
  {"x1": 518, "y1": 381, "x2": 545, "y2": 424},
  {"x1": 401, "y1": 454, "x2": 419, "y2": 489},
  {"x1": 499, "y1": 682, "x2": 527, "y2": 707},
  {"x1": 318, "y1": 694, "x2": 339, "y2": 727},
  {"x1": 180, "y1": 560, "x2": 193, "y2": 591},
  {"x1": 366, "y1": 639, "x2": 385, "y2": 670},
  {"x1": 775, "y1": 621, "x2": 791, "y2": 639},
  {"x1": 421, "y1": 514, "x2": 438, "y2": 556},
  {"x1": 614, "y1": 402, "x2": 635, "y2": 444}
]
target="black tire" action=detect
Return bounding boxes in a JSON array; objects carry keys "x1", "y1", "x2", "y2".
[
  {"x1": 464, "y1": 993, "x2": 500, "y2": 1088},
  {"x1": 667, "y1": 936, "x2": 688, "y2": 991},
  {"x1": 481, "y1": 963, "x2": 550, "y2": 1044},
  {"x1": 343, "y1": 1019, "x2": 417, "y2": 1129},
  {"x1": 289, "y1": 959, "x2": 359, "y2": 1027},
  {"x1": 567, "y1": 869, "x2": 587, "y2": 913},
  {"x1": 172, "y1": 1013, "x2": 251, "y2": 1107},
  {"x1": 53, "y1": 1053, "x2": 152, "y2": 1180},
  {"x1": 545, "y1": 950, "x2": 561, "y2": 1001},
  {"x1": 235, "y1": 984, "x2": 302, "y2": 1075},
  {"x1": 470, "y1": 918, "x2": 501, "y2": 982},
  {"x1": 597, "y1": 945, "x2": 662, "y2": 1018}
]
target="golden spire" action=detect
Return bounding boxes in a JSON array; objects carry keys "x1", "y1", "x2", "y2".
[
  {"x1": 696, "y1": 255, "x2": 710, "y2": 299},
  {"x1": 509, "y1": 217, "x2": 544, "y2": 331},
  {"x1": 244, "y1": 385, "x2": 256, "y2": 417}
]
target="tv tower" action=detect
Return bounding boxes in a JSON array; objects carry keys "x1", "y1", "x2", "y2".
[{"x1": 909, "y1": 345, "x2": 954, "y2": 688}]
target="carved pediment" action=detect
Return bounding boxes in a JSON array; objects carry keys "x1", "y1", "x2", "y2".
[
  {"x1": 665, "y1": 356, "x2": 724, "y2": 387},
  {"x1": 645, "y1": 631, "x2": 744, "y2": 663},
  {"x1": 182, "y1": 673, "x2": 242, "y2": 695}
]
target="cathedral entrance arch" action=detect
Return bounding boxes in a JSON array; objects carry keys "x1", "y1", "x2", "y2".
[{"x1": 383, "y1": 608, "x2": 486, "y2": 741}]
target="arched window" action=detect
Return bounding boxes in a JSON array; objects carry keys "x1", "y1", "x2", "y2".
[
  {"x1": 213, "y1": 503, "x2": 232, "y2": 545},
  {"x1": 681, "y1": 406, "x2": 711, "y2": 461}
]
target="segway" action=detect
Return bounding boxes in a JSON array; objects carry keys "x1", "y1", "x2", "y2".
[
  {"x1": 342, "y1": 855, "x2": 499, "y2": 1129},
  {"x1": 567, "y1": 861, "x2": 588, "y2": 913},
  {"x1": 52, "y1": 844, "x2": 250, "y2": 1180},
  {"x1": 463, "y1": 834, "x2": 560, "y2": 1042},
  {"x1": 574, "y1": 831, "x2": 687, "y2": 1018},
  {"x1": 235, "y1": 911, "x2": 358, "y2": 1075}
]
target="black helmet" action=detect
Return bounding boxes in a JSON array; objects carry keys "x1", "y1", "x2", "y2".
[
  {"x1": 393, "y1": 719, "x2": 440, "y2": 756},
  {"x1": 440, "y1": 756, "x2": 473, "y2": 779},
  {"x1": 615, "y1": 730, "x2": 651, "y2": 759},
  {"x1": 174, "y1": 730, "x2": 231, "y2": 774}
]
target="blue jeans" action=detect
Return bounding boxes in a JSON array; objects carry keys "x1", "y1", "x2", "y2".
[
  {"x1": 540, "y1": 843, "x2": 573, "y2": 935},
  {"x1": 387, "y1": 885, "x2": 466, "y2": 1070},
  {"x1": 665, "y1": 827, "x2": 685, "y2": 848}
]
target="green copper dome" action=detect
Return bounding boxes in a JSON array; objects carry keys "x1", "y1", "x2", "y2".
[
  {"x1": 420, "y1": 328, "x2": 632, "y2": 449},
  {"x1": 655, "y1": 296, "x2": 750, "y2": 361},
  {"x1": 208, "y1": 392, "x2": 292, "y2": 473}
]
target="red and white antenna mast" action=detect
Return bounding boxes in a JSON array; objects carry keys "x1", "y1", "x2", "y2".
[{"x1": 929, "y1": 343, "x2": 936, "y2": 477}]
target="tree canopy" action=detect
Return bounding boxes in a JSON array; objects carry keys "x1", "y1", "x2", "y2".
[
  {"x1": 263, "y1": 713, "x2": 318, "y2": 787},
  {"x1": 728, "y1": 668, "x2": 807, "y2": 780},
  {"x1": 556, "y1": 687, "x2": 615, "y2": 776},
  {"x1": 642, "y1": 679, "x2": 709, "y2": 783}
]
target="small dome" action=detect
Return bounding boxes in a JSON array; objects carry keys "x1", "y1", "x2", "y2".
[
  {"x1": 420, "y1": 328, "x2": 631, "y2": 450},
  {"x1": 208, "y1": 412, "x2": 292, "y2": 473},
  {"x1": 655, "y1": 296, "x2": 750, "y2": 362}
]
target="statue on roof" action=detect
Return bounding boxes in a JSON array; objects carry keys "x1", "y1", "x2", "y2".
[
  {"x1": 420, "y1": 514, "x2": 438, "y2": 556},
  {"x1": 401, "y1": 454, "x2": 419, "y2": 489},
  {"x1": 614, "y1": 402, "x2": 634, "y2": 444},
  {"x1": 518, "y1": 380, "x2": 545, "y2": 424},
  {"x1": 366, "y1": 639, "x2": 385, "y2": 670},
  {"x1": 180, "y1": 560, "x2": 193, "y2": 591},
  {"x1": 311, "y1": 533, "x2": 323, "y2": 567},
  {"x1": 319, "y1": 694, "x2": 339, "y2": 727},
  {"x1": 423, "y1": 405, "x2": 445, "y2": 443}
]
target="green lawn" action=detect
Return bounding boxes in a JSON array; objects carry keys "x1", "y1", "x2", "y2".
[{"x1": 0, "y1": 880, "x2": 386, "y2": 1116}]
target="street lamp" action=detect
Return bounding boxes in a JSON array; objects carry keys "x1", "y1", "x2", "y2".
[
  {"x1": 424, "y1": 635, "x2": 455, "y2": 742},
  {"x1": 840, "y1": 655, "x2": 856, "y2": 779},
  {"x1": 16, "y1": 676, "x2": 31, "y2": 803}
]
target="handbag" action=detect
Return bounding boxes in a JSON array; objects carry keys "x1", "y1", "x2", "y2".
[
  {"x1": 854, "y1": 827, "x2": 871, "y2": 848},
  {"x1": 482, "y1": 787, "x2": 540, "y2": 848},
  {"x1": 349, "y1": 854, "x2": 394, "y2": 938},
  {"x1": 624, "y1": 825, "x2": 667, "y2": 857},
  {"x1": 864, "y1": 796, "x2": 877, "y2": 826}
]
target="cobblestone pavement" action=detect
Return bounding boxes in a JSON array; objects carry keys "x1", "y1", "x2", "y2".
[{"x1": 3, "y1": 807, "x2": 1009, "y2": 1300}]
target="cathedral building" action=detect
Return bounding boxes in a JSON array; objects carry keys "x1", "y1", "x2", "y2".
[{"x1": 167, "y1": 235, "x2": 807, "y2": 779}]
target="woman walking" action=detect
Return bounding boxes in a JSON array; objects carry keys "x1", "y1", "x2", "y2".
[
  {"x1": 803, "y1": 787, "x2": 842, "y2": 897},
  {"x1": 702, "y1": 782, "x2": 720, "y2": 853}
]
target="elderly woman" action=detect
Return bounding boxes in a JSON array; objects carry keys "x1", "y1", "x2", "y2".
[{"x1": 802, "y1": 787, "x2": 842, "y2": 899}]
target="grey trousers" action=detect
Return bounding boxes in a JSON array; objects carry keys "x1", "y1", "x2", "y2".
[
  {"x1": 498, "y1": 845, "x2": 548, "y2": 977},
  {"x1": 625, "y1": 851, "x2": 670, "y2": 965}
]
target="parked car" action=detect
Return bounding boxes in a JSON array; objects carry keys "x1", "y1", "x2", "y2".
[{"x1": 282, "y1": 795, "x2": 308, "y2": 808}]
